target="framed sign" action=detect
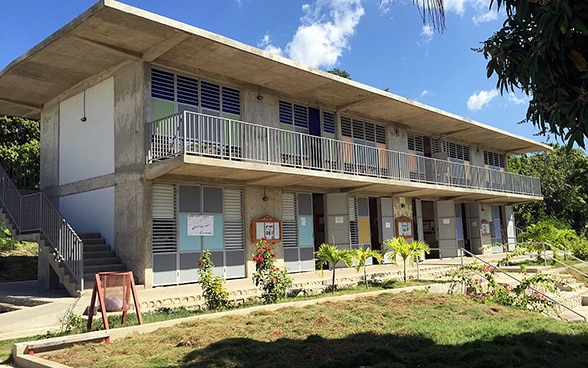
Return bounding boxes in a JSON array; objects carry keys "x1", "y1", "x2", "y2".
[
  {"x1": 251, "y1": 215, "x2": 282, "y2": 242},
  {"x1": 395, "y1": 216, "x2": 413, "y2": 239},
  {"x1": 480, "y1": 220, "x2": 491, "y2": 236}
]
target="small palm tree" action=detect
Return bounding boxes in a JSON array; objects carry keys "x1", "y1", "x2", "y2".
[
  {"x1": 315, "y1": 243, "x2": 353, "y2": 293},
  {"x1": 383, "y1": 237, "x2": 430, "y2": 282},
  {"x1": 352, "y1": 245, "x2": 383, "y2": 289}
]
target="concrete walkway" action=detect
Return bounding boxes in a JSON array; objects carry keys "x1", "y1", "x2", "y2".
[{"x1": 0, "y1": 253, "x2": 514, "y2": 341}]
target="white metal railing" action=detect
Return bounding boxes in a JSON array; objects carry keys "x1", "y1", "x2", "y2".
[
  {"x1": 146, "y1": 112, "x2": 543, "y2": 197},
  {"x1": 0, "y1": 165, "x2": 83, "y2": 290}
]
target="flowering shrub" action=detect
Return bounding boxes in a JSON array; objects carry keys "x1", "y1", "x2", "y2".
[
  {"x1": 198, "y1": 250, "x2": 231, "y2": 311},
  {"x1": 252, "y1": 238, "x2": 292, "y2": 304},
  {"x1": 449, "y1": 262, "x2": 561, "y2": 315}
]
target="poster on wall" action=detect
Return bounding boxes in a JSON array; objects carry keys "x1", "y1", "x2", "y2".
[
  {"x1": 187, "y1": 214, "x2": 214, "y2": 236},
  {"x1": 251, "y1": 215, "x2": 283, "y2": 242},
  {"x1": 256, "y1": 221, "x2": 280, "y2": 240}
]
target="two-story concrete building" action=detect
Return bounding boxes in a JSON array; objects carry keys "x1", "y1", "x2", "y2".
[{"x1": 0, "y1": 0, "x2": 549, "y2": 294}]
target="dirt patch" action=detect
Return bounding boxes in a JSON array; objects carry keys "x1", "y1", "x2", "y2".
[{"x1": 0, "y1": 247, "x2": 37, "y2": 282}]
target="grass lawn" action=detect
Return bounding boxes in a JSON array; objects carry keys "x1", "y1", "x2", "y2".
[{"x1": 43, "y1": 291, "x2": 588, "y2": 368}]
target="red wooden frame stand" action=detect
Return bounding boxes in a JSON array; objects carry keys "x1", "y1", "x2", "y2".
[{"x1": 87, "y1": 271, "x2": 143, "y2": 337}]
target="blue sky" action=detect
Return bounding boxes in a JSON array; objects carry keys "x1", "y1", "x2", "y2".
[{"x1": 0, "y1": 0, "x2": 554, "y2": 144}]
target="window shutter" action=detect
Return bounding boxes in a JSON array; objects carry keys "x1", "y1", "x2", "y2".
[
  {"x1": 282, "y1": 192, "x2": 298, "y2": 248},
  {"x1": 223, "y1": 188, "x2": 244, "y2": 249},
  {"x1": 151, "y1": 69, "x2": 175, "y2": 101},
  {"x1": 152, "y1": 183, "x2": 177, "y2": 253}
]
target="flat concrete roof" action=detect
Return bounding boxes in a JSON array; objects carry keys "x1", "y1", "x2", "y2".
[{"x1": 0, "y1": 0, "x2": 550, "y2": 154}]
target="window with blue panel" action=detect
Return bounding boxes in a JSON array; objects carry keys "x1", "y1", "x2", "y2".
[{"x1": 178, "y1": 185, "x2": 224, "y2": 252}]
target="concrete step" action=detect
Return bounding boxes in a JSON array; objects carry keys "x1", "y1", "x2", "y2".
[
  {"x1": 78, "y1": 232, "x2": 102, "y2": 239},
  {"x1": 83, "y1": 244, "x2": 110, "y2": 252},
  {"x1": 84, "y1": 250, "x2": 116, "y2": 259},
  {"x1": 82, "y1": 238, "x2": 107, "y2": 245},
  {"x1": 84, "y1": 264, "x2": 126, "y2": 275},
  {"x1": 84, "y1": 257, "x2": 122, "y2": 266}
]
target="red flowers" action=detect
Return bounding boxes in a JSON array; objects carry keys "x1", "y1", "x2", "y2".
[{"x1": 253, "y1": 256, "x2": 265, "y2": 262}]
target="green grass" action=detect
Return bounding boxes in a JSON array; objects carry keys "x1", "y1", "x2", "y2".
[{"x1": 42, "y1": 291, "x2": 588, "y2": 368}]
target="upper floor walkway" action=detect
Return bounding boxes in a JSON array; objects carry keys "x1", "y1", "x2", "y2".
[{"x1": 146, "y1": 111, "x2": 542, "y2": 202}]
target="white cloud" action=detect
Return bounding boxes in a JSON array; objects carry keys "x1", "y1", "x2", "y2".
[
  {"x1": 507, "y1": 92, "x2": 527, "y2": 105},
  {"x1": 420, "y1": 89, "x2": 430, "y2": 98},
  {"x1": 258, "y1": 33, "x2": 283, "y2": 56},
  {"x1": 443, "y1": 0, "x2": 469, "y2": 15},
  {"x1": 285, "y1": 0, "x2": 365, "y2": 68},
  {"x1": 420, "y1": 24, "x2": 434, "y2": 43},
  {"x1": 467, "y1": 89, "x2": 498, "y2": 110},
  {"x1": 473, "y1": 10, "x2": 498, "y2": 24}
]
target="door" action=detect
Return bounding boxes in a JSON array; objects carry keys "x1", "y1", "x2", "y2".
[{"x1": 436, "y1": 200, "x2": 458, "y2": 258}]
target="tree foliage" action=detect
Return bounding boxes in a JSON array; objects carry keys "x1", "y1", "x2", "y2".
[
  {"x1": 479, "y1": 0, "x2": 588, "y2": 148},
  {"x1": 0, "y1": 116, "x2": 40, "y2": 190},
  {"x1": 315, "y1": 243, "x2": 353, "y2": 292},
  {"x1": 509, "y1": 145, "x2": 588, "y2": 235},
  {"x1": 327, "y1": 68, "x2": 351, "y2": 79}
]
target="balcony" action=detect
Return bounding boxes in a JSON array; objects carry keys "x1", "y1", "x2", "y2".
[{"x1": 145, "y1": 112, "x2": 542, "y2": 200}]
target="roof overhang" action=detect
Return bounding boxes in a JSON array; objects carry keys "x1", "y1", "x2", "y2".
[{"x1": 0, "y1": 0, "x2": 550, "y2": 155}]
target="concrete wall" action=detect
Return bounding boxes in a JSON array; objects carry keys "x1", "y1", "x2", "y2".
[
  {"x1": 113, "y1": 61, "x2": 149, "y2": 286},
  {"x1": 242, "y1": 88, "x2": 279, "y2": 128},
  {"x1": 59, "y1": 78, "x2": 115, "y2": 185},
  {"x1": 59, "y1": 187, "x2": 115, "y2": 247},
  {"x1": 243, "y1": 186, "x2": 282, "y2": 278},
  {"x1": 40, "y1": 100, "x2": 60, "y2": 202},
  {"x1": 479, "y1": 203, "x2": 493, "y2": 253}
]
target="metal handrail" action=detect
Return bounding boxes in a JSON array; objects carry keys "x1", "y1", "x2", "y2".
[
  {"x1": 457, "y1": 247, "x2": 586, "y2": 322},
  {"x1": 538, "y1": 242, "x2": 588, "y2": 280},
  {"x1": 0, "y1": 164, "x2": 83, "y2": 290},
  {"x1": 146, "y1": 111, "x2": 543, "y2": 197}
]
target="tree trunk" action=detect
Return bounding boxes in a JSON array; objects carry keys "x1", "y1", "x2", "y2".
[
  {"x1": 331, "y1": 264, "x2": 336, "y2": 293},
  {"x1": 403, "y1": 259, "x2": 407, "y2": 282},
  {"x1": 364, "y1": 266, "x2": 368, "y2": 289}
]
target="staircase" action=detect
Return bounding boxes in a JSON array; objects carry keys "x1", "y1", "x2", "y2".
[
  {"x1": 81, "y1": 233, "x2": 126, "y2": 289},
  {"x1": 0, "y1": 164, "x2": 128, "y2": 296}
]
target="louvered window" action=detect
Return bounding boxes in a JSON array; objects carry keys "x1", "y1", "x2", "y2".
[
  {"x1": 282, "y1": 192, "x2": 298, "y2": 248},
  {"x1": 342, "y1": 115, "x2": 386, "y2": 145},
  {"x1": 152, "y1": 183, "x2": 177, "y2": 253},
  {"x1": 341, "y1": 116, "x2": 353, "y2": 137},
  {"x1": 407, "y1": 132, "x2": 424, "y2": 154},
  {"x1": 484, "y1": 150, "x2": 506, "y2": 168},
  {"x1": 177, "y1": 75, "x2": 198, "y2": 105},
  {"x1": 349, "y1": 197, "x2": 359, "y2": 247},
  {"x1": 323, "y1": 111, "x2": 335, "y2": 135},
  {"x1": 222, "y1": 86, "x2": 241, "y2": 115},
  {"x1": 201, "y1": 81, "x2": 221, "y2": 111},
  {"x1": 445, "y1": 141, "x2": 470, "y2": 162},
  {"x1": 279, "y1": 100, "x2": 309, "y2": 132},
  {"x1": 151, "y1": 68, "x2": 241, "y2": 116},
  {"x1": 151, "y1": 69, "x2": 175, "y2": 101},
  {"x1": 223, "y1": 188, "x2": 244, "y2": 249}
]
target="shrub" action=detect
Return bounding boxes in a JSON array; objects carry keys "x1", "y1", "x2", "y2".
[
  {"x1": 315, "y1": 243, "x2": 353, "y2": 293},
  {"x1": 198, "y1": 251, "x2": 231, "y2": 311},
  {"x1": 252, "y1": 238, "x2": 292, "y2": 304},
  {"x1": 449, "y1": 262, "x2": 561, "y2": 316},
  {"x1": 0, "y1": 223, "x2": 15, "y2": 252}
]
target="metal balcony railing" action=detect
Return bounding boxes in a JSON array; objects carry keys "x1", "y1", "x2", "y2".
[
  {"x1": 0, "y1": 165, "x2": 83, "y2": 290},
  {"x1": 146, "y1": 112, "x2": 543, "y2": 197}
]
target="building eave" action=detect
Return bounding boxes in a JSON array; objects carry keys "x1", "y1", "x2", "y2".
[{"x1": 0, "y1": 0, "x2": 550, "y2": 154}]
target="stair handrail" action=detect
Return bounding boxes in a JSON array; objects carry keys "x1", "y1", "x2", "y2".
[
  {"x1": 0, "y1": 164, "x2": 83, "y2": 291},
  {"x1": 457, "y1": 248, "x2": 586, "y2": 322},
  {"x1": 538, "y1": 242, "x2": 588, "y2": 280}
]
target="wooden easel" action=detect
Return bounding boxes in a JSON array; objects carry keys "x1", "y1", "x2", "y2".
[{"x1": 87, "y1": 271, "x2": 143, "y2": 336}]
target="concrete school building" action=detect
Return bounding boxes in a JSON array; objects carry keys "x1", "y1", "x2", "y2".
[{"x1": 0, "y1": 0, "x2": 548, "y2": 293}]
